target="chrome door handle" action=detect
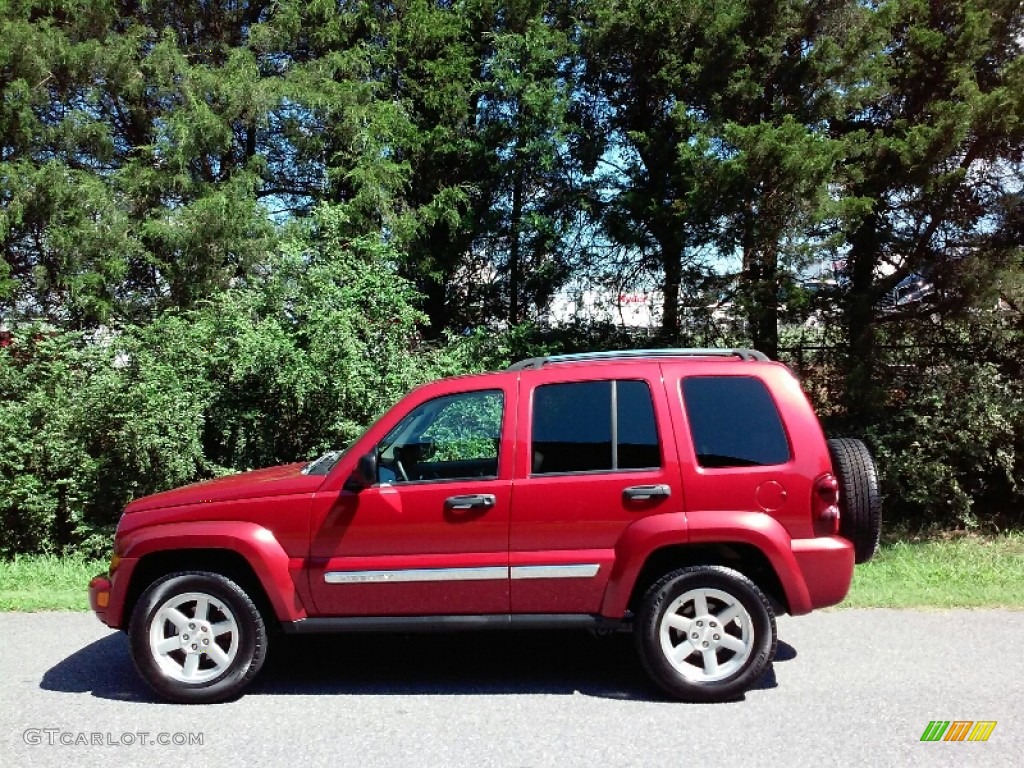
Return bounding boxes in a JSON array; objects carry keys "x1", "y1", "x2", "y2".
[
  {"x1": 623, "y1": 484, "x2": 671, "y2": 501},
  {"x1": 444, "y1": 494, "x2": 496, "y2": 510}
]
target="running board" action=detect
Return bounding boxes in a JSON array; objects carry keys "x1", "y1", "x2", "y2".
[{"x1": 282, "y1": 614, "x2": 630, "y2": 634}]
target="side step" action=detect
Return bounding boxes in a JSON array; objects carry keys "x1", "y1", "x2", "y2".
[{"x1": 282, "y1": 614, "x2": 630, "y2": 634}]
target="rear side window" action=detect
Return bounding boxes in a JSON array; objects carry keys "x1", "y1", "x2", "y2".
[
  {"x1": 532, "y1": 380, "x2": 661, "y2": 474},
  {"x1": 616, "y1": 380, "x2": 661, "y2": 469},
  {"x1": 681, "y1": 376, "x2": 790, "y2": 467}
]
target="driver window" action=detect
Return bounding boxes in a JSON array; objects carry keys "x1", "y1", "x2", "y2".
[{"x1": 376, "y1": 390, "x2": 504, "y2": 484}]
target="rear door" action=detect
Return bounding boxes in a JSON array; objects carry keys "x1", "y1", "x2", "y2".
[{"x1": 508, "y1": 364, "x2": 684, "y2": 614}]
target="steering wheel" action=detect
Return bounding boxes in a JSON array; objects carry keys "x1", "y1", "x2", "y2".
[{"x1": 394, "y1": 458, "x2": 410, "y2": 483}]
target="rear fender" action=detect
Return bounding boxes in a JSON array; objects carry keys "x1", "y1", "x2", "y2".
[
  {"x1": 600, "y1": 511, "x2": 813, "y2": 617},
  {"x1": 687, "y1": 511, "x2": 812, "y2": 615},
  {"x1": 599, "y1": 513, "x2": 689, "y2": 617}
]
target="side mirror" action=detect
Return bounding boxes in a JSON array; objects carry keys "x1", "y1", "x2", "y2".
[{"x1": 345, "y1": 452, "x2": 377, "y2": 491}]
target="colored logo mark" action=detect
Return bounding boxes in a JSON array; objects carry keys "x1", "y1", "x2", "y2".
[{"x1": 920, "y1": 721, "x2": 997, "y2": 742}]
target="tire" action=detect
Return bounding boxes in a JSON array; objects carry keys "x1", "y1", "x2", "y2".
[
  {"x1": 828, "y1": 437, "x2": 882, "y2": 564},
  {"x1": 634, "y1": 566, "x2": 776, "y2": 702},
  {"x1": 129, "y1": 571, "x2": 268, "y2": 704}
]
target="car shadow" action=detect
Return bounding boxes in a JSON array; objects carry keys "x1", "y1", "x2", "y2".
[
  {"x1": 40, "y1": 630, "x2": 797, "y2": 704},
  {"x1": 40, "y1": 631, "x2": 154, "y2": 702}
]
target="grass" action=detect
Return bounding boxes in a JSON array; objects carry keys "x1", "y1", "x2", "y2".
[
  {"x1": 843, "y1": 532, "x2": 1024, "y2": 609},
  {"x1": 1, "y1": 533, "x2": 1022, "y2": 611},
  {"x1": 0, "y1": 554, "x2": 106, "y2": 611}
]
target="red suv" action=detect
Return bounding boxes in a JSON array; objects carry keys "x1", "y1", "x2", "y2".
[{"x1": 89, "y1": 348, "x2": 881, "y2": 703}]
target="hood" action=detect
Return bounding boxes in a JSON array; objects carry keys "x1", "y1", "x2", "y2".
[{"x1": 124, "y1": 462, "x2": 325, "y2": 513}]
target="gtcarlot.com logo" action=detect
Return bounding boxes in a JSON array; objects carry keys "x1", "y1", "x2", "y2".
[
  {"x1": 920, "y1": 721, "x2": 997, "y2": 742},
  {"x1": 23, "y1": 729, "x2": 204, "y2": 747}
]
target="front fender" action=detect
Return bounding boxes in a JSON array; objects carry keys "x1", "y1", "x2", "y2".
[{"x1": 117, "y1": 521, "x2": 308, "y2": 626}]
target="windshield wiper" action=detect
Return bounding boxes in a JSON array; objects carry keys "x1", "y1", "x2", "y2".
[{"x1": 301, "y1": 449, "x2": 345, "y2": 476}]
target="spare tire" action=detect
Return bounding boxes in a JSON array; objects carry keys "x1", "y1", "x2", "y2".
[{"x1": 827, "y1": 438, "x2": 882, "y2": 564}]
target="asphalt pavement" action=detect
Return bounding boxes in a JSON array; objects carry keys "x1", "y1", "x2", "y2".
[{"x1": 0, "y1": 609, "x2": 1020, "y2": 767}]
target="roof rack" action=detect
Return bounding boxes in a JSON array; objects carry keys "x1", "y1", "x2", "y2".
[{"x1": 508, "y1": 348, "x2": 771, "y2": 371}]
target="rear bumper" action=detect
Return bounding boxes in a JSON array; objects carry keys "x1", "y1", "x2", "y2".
[{"x1": 791, "y1": 536, "x2": 855, "y2": 613}]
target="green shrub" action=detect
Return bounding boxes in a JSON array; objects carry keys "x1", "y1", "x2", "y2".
[
  {"x1": 0, "y1": 329, "x2": 214, "y2": 557},
  {"x1": 0, "y1": 207, "x2": 457, "y2": 556},
  {"x1": 866, "y1": 360, "x2": 1023, "y2": 529}
]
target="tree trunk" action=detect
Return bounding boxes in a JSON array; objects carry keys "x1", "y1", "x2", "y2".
[
  {"x1": 844, "y1": 213, "x2": 882, "y2": 427},
  {"x1": 751, "y1": 247, "x2": 779, "y2": 360},
  {"x1": 509, "y1": 156, "x2": 523, "y2": 326},
  {"x1": 661, "y1": 248, "x2": 681, "y2": 339}
]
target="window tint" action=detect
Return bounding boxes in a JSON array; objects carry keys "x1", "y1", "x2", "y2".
[
  {"x1": 681, "y1": 377, "x2": 790, "y2": 467},
  {"x1": 532, "y1": 381, "x2": 612, "y2": 473},
  {"x1": 616, "y1": 380, "x2": 661, "y2": 469},
  {"x1": 532, "y1": 380, "x2": 660, "y2": 474},
  {"x1": 377, "y1": 390, "x2": 503, "y2": 483}
]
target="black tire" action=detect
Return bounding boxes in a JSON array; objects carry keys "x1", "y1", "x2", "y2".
[
  {"x1": 828, "y1": 437, "x2": 882, "y2": 564},
  {"x1": 129, "y1": 571, "x2": 268, "y2": 704},
  {"x1": 634, "y1": 566, "x2": 776, "y2": 702}
]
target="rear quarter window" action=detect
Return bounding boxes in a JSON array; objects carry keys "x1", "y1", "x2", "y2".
[{"x1": 681, "y1": 376, "x2": 790, "y2": 467}]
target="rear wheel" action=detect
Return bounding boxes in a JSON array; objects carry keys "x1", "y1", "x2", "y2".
[
  {"x1": 828, "y1": 437, "x2": 882, "y2": 564},
  {"x1": 129, "y1": 571, "x2": 268, "y2": 703},
  {"x1": 635, "y1": 565, "x2": 776, "y2": 702}
]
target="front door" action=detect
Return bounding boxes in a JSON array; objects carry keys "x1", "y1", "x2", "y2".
[{"x1": 308, "y1": 386, "x2": 513, "y2": 616}]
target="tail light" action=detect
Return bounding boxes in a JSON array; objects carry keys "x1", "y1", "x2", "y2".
[{"x1": 813, "y1": 473, "x2": 840, "y2": 536}]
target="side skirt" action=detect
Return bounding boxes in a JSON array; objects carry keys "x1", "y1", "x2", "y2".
[{"x1": 282, "y1": 614, "x2": 630, "y2": 634}]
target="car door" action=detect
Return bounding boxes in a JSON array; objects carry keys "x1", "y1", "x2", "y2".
[
  {"x1": 308, "y1": 382, "x2": 514, "y2": 616},
  {"x1": 508, "y1": 365, "x2": 684, "y2": 614}
]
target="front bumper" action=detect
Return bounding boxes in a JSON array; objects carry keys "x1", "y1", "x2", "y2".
[
  {"x1": 88, "y1": 557, "x2": 137, "y2": 628},
  {"x1": 88, "y1": 574, "x2": 111, "y2": 624}
]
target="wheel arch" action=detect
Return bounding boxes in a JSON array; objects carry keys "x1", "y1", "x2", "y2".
[
  {"x1": 601, "y1": 511, "x2": 813, "y2": 618},
  {"x1": 123, "y1": 549, "x2": 277, "y2": 631},
  {"x1": 626, "y1": 543, "x2": 789, "y2": 616},
  {"x1": 116, "y1": 521, "x2": 309, "y2": 629}
]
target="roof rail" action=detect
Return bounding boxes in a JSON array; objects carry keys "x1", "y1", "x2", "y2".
[{"x1": 507, "y1": 348, "x2": 771, "y2": 371}]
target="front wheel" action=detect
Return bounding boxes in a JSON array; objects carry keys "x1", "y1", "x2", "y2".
[
  {"x1": 635, "y1": 566, "x2": 776, "y2": 702},
  {"x1": 129, "y1": 571, "x2": 268, "y2": 703}
]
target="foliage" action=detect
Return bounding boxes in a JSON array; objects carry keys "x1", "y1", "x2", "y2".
[
  {"x1": 0, "y1": 206, "x2": 446, "y2": 555},
  {"x1": 0, "y1": 552, "x2": 107, "y2": 611},
  {"x1": 1, "y1": 1, "x2": 1023, "y2": 551},
  {"x1": 830, "y1": 0, "x2": 1024, "y2": 422},
  {"x1": 0, "y1": 327, "x2": 215, "y2": 556},
  {"x1": 865, "y1": 359, "x2": 1022, "y2": 529}
]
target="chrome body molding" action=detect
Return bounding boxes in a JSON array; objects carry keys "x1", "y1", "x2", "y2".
[
  {"x1": 324, "y1": 566, "x2": 506, "y2": 584},
  {"x1": 510, "y1": 564, "x2": 601, "y2": 580},
  {"x1": 324, "y1": 564, "x2": 601, "y2": 584}
]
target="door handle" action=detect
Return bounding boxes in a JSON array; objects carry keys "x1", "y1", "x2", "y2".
[
  {"x1": 444, "y1": 494, "x2": 497, "y2": 510},
  {"x1": 623, "y1": 484, "x2": 671, "y2": 501}
]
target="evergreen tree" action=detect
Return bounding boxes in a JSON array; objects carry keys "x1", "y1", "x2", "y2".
[
  {"x1": 578, "y1": 0, "x2": 719, "y2": 337},
  {"x1": 831, "y1": 0, "x2": 1024, "y2": 422}
]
